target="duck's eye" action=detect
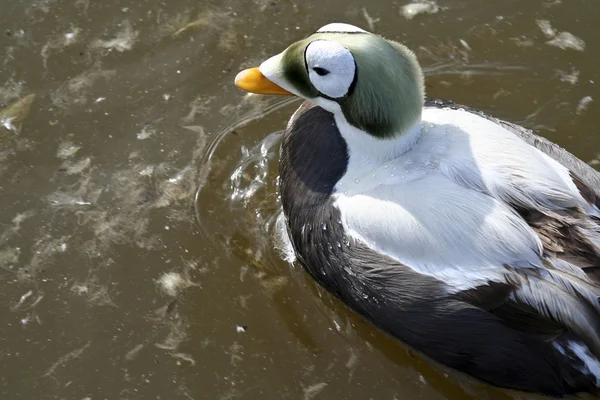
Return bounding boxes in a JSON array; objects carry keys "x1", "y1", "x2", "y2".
[{"x1": 313, "y1": 67, "x2": 330, "y2": 76}]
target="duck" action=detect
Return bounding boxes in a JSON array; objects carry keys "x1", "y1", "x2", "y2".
[{"x1": 234, "y1": 22, "x2": 600, "y2": 396}]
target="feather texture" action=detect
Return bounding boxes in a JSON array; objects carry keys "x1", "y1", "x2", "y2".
[{"x1": 280, "y1": 100, "x2": 600, "y2": 395}]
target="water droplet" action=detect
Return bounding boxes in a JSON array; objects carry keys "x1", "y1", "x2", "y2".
[
  {"x1": 344, "y1": 191, "x2": 348, "y2": 195},
  {"x1": 393, "y1": 166, "x2": 397, "y2": 171},
  {"x1": 391, "y1": 173, "x2": 395, "y2": 177},
  {"x1": 354, "y1": 179, "x2": 359, "y2": 184},
  {"x1": 384, "y1": 165, "x2": 388, "y2": 169},
  {"x1": 401, "y1": 175, "x2": 405, "y2": 179},
  {"x1": 320, "y1": 223, "x2": 327, "y2": 231}
]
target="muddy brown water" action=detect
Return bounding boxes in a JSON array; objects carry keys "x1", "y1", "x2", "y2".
[{"x1": 1, "y1": 0, "x2": 599, "y2": 399}]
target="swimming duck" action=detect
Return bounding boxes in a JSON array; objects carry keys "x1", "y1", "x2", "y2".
[{"x1": 234, "y1": 23, "x2": 600, "y2": 396}]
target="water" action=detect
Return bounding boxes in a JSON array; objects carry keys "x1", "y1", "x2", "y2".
[{"x1": 0, "y1": 0, "x2": 599, "y2": 399}]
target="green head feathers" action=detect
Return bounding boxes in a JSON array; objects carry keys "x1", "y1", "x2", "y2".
[{"x1": 257, "y1": 23, "x2": 425, "y2": 139}]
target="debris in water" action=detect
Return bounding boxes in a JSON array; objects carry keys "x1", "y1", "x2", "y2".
[
  {"x1": 21, "y1": 235, "x2": 71, "y2": 281},
  {"x1": 0, "y1": 77, "x2": 24, "y2": 105},
  {"x1": 0, "y1": 94, "x2": 35, "y2": 133},
  {"x1": 228, "y1": 342, "x2": 244, "y2": 366},
  {"x1": 157, "y1": 271, "x2": 196, "y2": 297},
  {"x1": 71, "y1": 283, "x2": 89, "y2": 295},
  {"x1": 125, "y1": 344, "x2": 145, "y2": 360},
  {"x1": 155, "y1": 319, "x2": 188, "y2": 351},
  {"x1": 260, "y1": 275, "x2": 288, "y2": 294},
  {"x1": 459, "y1": 39, "x2": 471, "y2": 51},
  {"x1": 416, "y1": 40, "x2": 471, "y2": 65},
  {"x1": 60, "y1": 157, "x2": 91, "y2": 175},
  {"x1": 536, "y1": 19, "x2": 556, "y2": 38},
  {"x1": 361, "y1": 8, "x2": 380, "y2": 31},
  {"x1": 218, "y1": 30, "x2": 240, "y2": 52},
  {"x1": 165, "y1": 10, "x2": 229, "y2": 37},
  {"x1": 1, "y1": 212, "x2": 35, "y2": 244},
  {"x1": 88, "y1": 286, "x2": 115, "y2": 307},
  {"x1": 47, "y1": 191, "x2": 92, "y2": 207},
  {"x1": 576, "y1": 96, "x2": 593, "y2": 115},
  {"x1": 70, "y1": 277, "x2": 116, "y2": 307},
  {"x1": 547, "y1": 32, "x2": 585, "y2": 51},
  {"x1": 236, "y1": 325, "x2": 247, "y2": 333},
  {"x1": 401, "y1": 1, "x2": 441, "y2": 20},
  {"x1": 536, "y1": 20, "x2": 585, "y2": 51},
  {"x1": 41, "y1": 27, "x2": 81, "y2": 68},
  {"x1": 303, "y1": 382, "x2": 328, "y2": 400},
  {"x1": 92, "y1": 20, "x2": 138, "y2": 52},
  {"x1": 139, "y1": 165, "x2": 154, "y2": 176},
  {"x1": 154, "y1": 300, "x2": 177, "y2": 318},
  {"x1": 346, "y1": 350, "x2": 359, "y2": 369},
  {"x1": 136, "y1": 126, "x2": 155, "y2": 140},
  {"x1": 172, "y1": 352, "x2": 196, "y2": 366},
  {"x1": 56, "y1": 141, "x2": 81, "y2": 159},
  {"x1": 510, "y1": 36, "x2": 534, "y2": 47},
  {"x1": 50, "y1": 64, "x2": 115, "y2": 110},
  {"x1": 43, "y1": 341, "x2": 91, "y2": 377},
  {"x1": 14, "y1": 290, "x2": 33, "y2": 310},
  {"x1": 181, "y1": 96, "x2": 214, "y2": 123},
  {"x1": 0, "y1": 247, "x2": 20, "y2": 270},
  {"x1": 555, "y1": 67, "x2": 579, "y2": 85},
  {"x1": 65, "y1": 31, "x2": 77, "y2": 43}
]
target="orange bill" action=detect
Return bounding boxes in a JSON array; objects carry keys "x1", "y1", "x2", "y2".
[{"x1": 234, "y1": 67, "x2": 293, "y2": 95}]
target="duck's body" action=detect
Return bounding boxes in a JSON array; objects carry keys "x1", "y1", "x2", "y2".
[{"x1": 235, "y1": 23, "x2": 600, "y2": 396}]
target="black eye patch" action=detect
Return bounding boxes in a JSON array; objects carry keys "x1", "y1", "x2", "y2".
[{"x1": 313, "y1": 67, "x2": 330, "y2": 76}]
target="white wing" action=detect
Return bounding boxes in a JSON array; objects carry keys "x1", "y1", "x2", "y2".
[{"x1": 333, "y1": 108, "x2": 599, "y2": 291}]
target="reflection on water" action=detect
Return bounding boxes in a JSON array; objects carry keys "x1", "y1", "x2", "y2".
[{"x1": 0, "y1": 0, "x2": 599, "y2": 398}]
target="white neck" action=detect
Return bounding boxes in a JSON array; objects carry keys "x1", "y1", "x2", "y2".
[
  {"x1": 308, "y1": 97, "x2": 422, "y2": 190},
  {"x1": 334, "y1": 112, "x2": 421, "y2": 192},
  {"x1": 335, "y1": 110, "x2": 421, "y2": 160}
]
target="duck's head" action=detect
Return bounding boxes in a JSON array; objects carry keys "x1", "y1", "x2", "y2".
[{"x1": 235, "y1": 23, "x2": 424, "y2": 140}]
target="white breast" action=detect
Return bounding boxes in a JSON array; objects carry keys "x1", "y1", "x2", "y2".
[{"x1": 333, "y1": 108, "x2": 597, "y2": 290}]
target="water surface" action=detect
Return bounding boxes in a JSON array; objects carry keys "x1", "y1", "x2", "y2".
[{"x1": 1, "y1": 0, "x2": 599, "y2": 399}]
